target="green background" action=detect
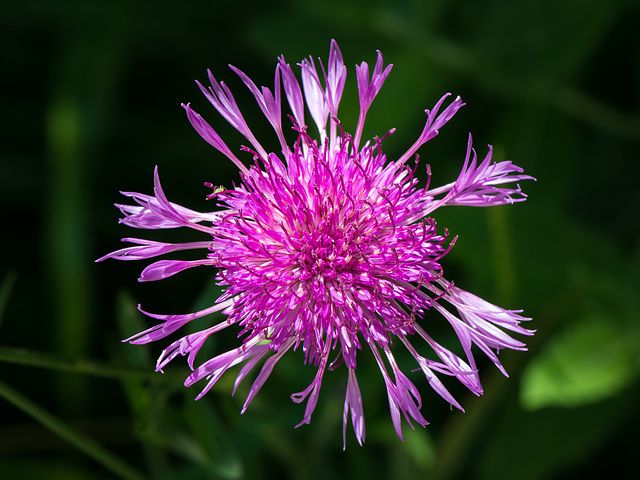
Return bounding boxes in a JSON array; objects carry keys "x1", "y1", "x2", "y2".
[{"x1": 1, "y1": 0, "x2": 639, "y2": 479}]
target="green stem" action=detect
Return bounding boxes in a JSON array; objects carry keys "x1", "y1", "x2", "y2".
[
  {"x1": 0, "y1": 346, "x2": 179, "y2": 383},
  {"x1": 0, "y1": 379, "x2": 146, "y2": 480},
  {"x1": 0, "y1": 271, "x2": 17, "y2": 328},
  {"x1": 487, "y1": 203, "x2": 515, "y2": 305}
]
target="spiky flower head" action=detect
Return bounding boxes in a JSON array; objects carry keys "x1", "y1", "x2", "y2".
[{"x1": 99, "y1": 40, "x2": 534, "y2": 447}]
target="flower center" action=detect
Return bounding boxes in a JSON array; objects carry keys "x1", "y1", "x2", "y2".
[{"x1": 295, "y1": 225, "x2": 362, "y2": 282}]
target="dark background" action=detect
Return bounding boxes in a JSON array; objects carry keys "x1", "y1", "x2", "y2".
[{"x1": 1, "y1": 0, "x2": 639, "y2": 479}]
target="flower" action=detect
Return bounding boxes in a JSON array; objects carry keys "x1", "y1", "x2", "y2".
[{"x1": 99, "y1": 40, "x2": 534, "y2": 447}]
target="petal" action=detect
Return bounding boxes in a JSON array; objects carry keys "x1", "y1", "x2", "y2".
[
  {"x1": 291, "y1": 343, "x2": 331, "y2": 427},
  {"x1": 342, "y1": 368, "x2": 365, "y2": 449},
  {"x1": 300, "y1": 57, "x2": 329, "y2": 137},
  {"x1": 138, "y1": 258, "x2": 213, "y2": 282},
  {"x1": 397, "y1": 94, "x2": 465, "y2": 165},
  {"x1": 182, "y1": 103, "x2": 248, "y2": 174},
  {"x1": 241, "y1": 338, "x2": 295, "y2": 413},
  {"x1": 97, "y1": 239, "x2": 211, "y2": 262},
  {"x1": 278, "y1": 57, "x2": 305, "y2": 128},
  {"x1": 326, "y1": 39, "x2": 347, "y2": 117}
]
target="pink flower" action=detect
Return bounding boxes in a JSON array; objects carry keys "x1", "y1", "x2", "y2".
[{"x1": 99, "y1": 40, "x2": 534, "y2": 448}]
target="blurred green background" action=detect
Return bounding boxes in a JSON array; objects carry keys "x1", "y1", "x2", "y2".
[{"x1": 1, "y1": 0, "x2": 639, "y2": 479}]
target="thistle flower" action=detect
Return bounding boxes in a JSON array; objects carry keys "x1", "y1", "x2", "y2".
[{"x1": 99, "y1": 40, "x2": 534, "y2": 447}]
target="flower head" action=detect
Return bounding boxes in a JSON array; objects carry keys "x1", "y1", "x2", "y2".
[{"x1": 99, "y1": 40, "x2": 534, "y2": 447}]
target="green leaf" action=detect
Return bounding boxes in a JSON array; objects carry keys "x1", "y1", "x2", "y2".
[
  {"x1": 476, "y1": 392, "x2": 636, "y2": 480},
  {"x1": 180, "y1": 400, "x2": 244, "y2": 479},
  {"x1": 403, "y1": 428, "x2": 436, "y2": 471},
  {"x1": 0, "y1": 380, "x2": 146, "y2": 480},
  {"x1": 115, "y1": 290, "x2": 161, "y2": 444},
  {"x1": 116, "y1": 291, "x2": 151, "y2": 367},
  {"x1": 520, "y1": 315, "x2": 638, "y2": 410}
]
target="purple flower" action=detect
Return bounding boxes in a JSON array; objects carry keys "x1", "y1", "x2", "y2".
[{"x1": 99, "y1": 40, "x2": 535, "y2": 447}]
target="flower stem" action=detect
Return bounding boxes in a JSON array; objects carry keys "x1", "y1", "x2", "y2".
[
  {"x1": 0, "y1": 271, "x2": 16, "y2": 329},
  {"x1": 0, "y1": 379, "x2": 146, "y2": 480},
  {"x1": 0, "y1": 346, "x2": 173, "y2": 382}
]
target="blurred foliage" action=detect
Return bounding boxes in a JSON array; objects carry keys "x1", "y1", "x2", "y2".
[
  {"x1": 1, "y1": 0, "x2": 639, "y2": 479},
  {"x1": 521, "y1": 314, "x2": 638, "y2": 410}
]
